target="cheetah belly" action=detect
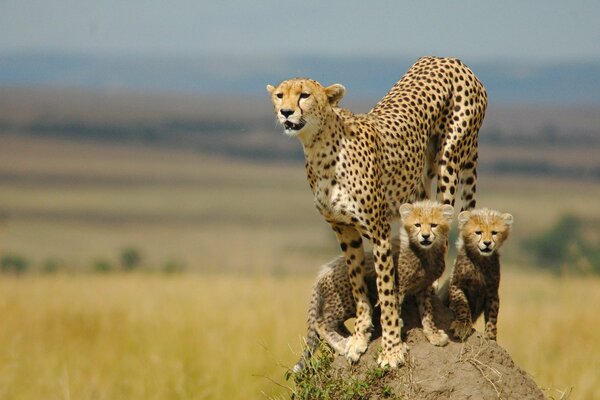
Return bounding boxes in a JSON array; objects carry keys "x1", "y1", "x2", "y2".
[{"x1": 314, "y1": 180, "x2": 359, "y2": 227}]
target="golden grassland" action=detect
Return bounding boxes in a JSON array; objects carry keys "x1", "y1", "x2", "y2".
[
  {"x1": 0, "y1": 271, "x2": 598, "y2": 399},
  {"x1": 0, "y1": 134, "x2": 599, "y2": 399}
]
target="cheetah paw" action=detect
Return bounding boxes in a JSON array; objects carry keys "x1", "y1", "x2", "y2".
[
  {"x1": 344, "y1": 334, "x2": 368, "y2": 363},
  {"x1": 450, "y1": 320, "x2": 473, "y2": 341},
  {"x1": 377, "y1": 343, "x2": 407, "y2": 368},
  {"x1": 426, "y1": 329, "x2": 450, "y2": 346}
]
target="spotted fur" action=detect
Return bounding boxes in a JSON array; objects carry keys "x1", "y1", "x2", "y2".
[
  {"x1": 396, "y1": 200, "x2": 452, "y2": 347},
  {"x1": 440, "y1": 208, "x2": 514, "y2": 341},
  {"x1": 268, "y1": 57, "x2": 487, "y2": 367}
]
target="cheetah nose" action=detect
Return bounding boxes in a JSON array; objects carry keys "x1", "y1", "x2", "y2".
[
  {"x1": 280, "y1": 109, "x2": 294, "y2": 118},
  {"x1": 421, "y1": 233, "x2": 431, "y2": 240},
  {"x1": 483, "y1": 241, "x2": 492, "y2": 246}
]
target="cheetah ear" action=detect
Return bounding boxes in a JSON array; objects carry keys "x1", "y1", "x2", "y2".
[
  {"x1": 441, "y1": 204, "x2": 454, "y2": 222},
  {"x1": 501, "y1": 213, "x2": 514, "y2": 227},
  {"x1": 325, "y1": 84, "x2": 345, "y2": 106},
  {"x1": 399, "y1": 203, "x2": 413, "y2": 220},
  {"x1": 266, "y1": 84, "x2": 275, "y2": 94},
  {"x1": 458, "y1": 211, "x2": 471, "y2": 227}
]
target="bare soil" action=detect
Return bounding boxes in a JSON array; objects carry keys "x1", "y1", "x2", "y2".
[{"x1": 328, "y1": 297, "x2": 546, "y2": 399}]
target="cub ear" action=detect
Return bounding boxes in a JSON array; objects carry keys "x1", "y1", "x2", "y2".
[
  {"x1": 266, "y1": 84, "x2": 275, "y2": 94},
  {"x1": 458, "y1": 211, "x2": 471, "y2": 227},
  {"x1": 325, "y1": 84, "x2": 345, "y2": 106},
  {"x1": 399, "y1": 203, "x2": 413, "y2": 220},
  {"x1": 441, "y1": 204, "x2": 454, "y2": 221},
  {"x1": 501, "y1": 213, "x2": 514, "y2": 227}
]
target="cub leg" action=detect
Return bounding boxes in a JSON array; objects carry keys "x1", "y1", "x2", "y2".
[
  {"x1": 449, "y1": 283, "x2": 473, "y2": 341},
  {"x1": 417, "y1": 285, "x2": 449, "y2": 346}
]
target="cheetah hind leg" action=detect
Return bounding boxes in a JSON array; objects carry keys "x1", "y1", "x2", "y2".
[
  {"x1": 459, "y1": 151, "x2": 478, "y2": 211},
  {"x1": 417, "y1": 286, "x2": 449, "y2": 346}
]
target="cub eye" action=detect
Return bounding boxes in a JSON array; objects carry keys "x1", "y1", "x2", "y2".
[
  {"x1": 275, "y1": 93, "x2": 283, "y2": 99},
  {"x1": 475, "y1": 231, "x2": 482, "y2": 235},
  {"x1": 414, "y1": 223, "x2": 421, "y2": 228},
  {"x1": 491, "y1": 231, "x2": 498, "y2": 235},
  {"x1": 431, "y1": 223, "x2": 438, "y2": 228},
  {"x1": 300, "y1": 92, "x2": 311, "y2": 99}
]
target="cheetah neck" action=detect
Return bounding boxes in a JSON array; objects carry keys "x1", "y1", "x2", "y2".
[{"x1": 301, "y1": 108, "x2": 347, "y2": 181}]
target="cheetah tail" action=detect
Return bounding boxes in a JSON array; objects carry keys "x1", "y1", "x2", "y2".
[{"x1": 292, "y1": 281, "x2": 323, "y2": 373}]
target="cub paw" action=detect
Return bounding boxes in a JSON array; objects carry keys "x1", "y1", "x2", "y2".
[
  {"x1": 377, "y1": 343, "x2": 407, "y2": 369},
  {"x1": 426, "y1": 329, "x2": 450, "y2": 346},
  {"x1": 450, "y1": 320, "x2": 473, "y2": 341},
  {"x1": 344, "y1": 334, "x2": 368, "y2": 363},
  {"x1": 484, "y1": 330, "x2": 497, "y2": 341}
]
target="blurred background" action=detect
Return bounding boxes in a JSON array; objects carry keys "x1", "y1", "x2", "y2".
[{"x1": 0, "y1": 1, "x2": 598, "y2": 399}]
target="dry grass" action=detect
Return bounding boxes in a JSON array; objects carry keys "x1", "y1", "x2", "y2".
[
  {"x1": 0, "y1": 134, "x2": 598, "y2": 399},
  {"x1": 0, "y1": 271, "x2": 598, "y2": 399}
]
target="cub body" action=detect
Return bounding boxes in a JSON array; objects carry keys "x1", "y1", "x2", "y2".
[
  {"x1": 396, "y1": 200, "x2": 453, "y2": 347},
  {"x1": 443, "y1": 208, "x2": 514, "y2": 340}
]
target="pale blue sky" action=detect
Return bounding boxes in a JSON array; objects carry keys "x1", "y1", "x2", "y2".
[{"x1": 1, "y1": 1, "x2": 599, "y2": 62}]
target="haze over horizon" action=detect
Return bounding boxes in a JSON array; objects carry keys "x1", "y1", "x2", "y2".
[{"x1": 2, "y1": 1, "x2": 600, "y2": 62}]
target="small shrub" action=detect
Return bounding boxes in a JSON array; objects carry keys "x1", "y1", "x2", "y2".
[
  {"x1": 120, "y1": 247, "x2": 142, "y2": 271},
  {"x1": 92, "y1": 258, "x2": 114, "y2": 273},
  {"x1": 1, "y1": 253, "x2": 30, "y2": 275},
  {"x1": 162, "y1": 259, "x2": 186, "y2": 274},
  {"x1": 525, "y1": 214, "x2": 600, "y2": 275},
  {"x1": 41, "y1": 258, "x2": 65, "y2": 274}
]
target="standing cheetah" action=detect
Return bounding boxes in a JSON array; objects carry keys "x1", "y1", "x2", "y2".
[
  {"x1": 267, "y1": 56, "x2": 487, "y2": 367},
  {"x1": 439, "y1": 208, "x2": 514, "y2": 341}
]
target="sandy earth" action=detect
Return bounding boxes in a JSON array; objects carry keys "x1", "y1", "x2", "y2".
[{"x1": 327, "y1": 297, "x2": 546, "y2": 399}]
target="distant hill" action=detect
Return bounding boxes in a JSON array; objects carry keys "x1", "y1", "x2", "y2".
[
  {"x1": 1, "y1": 52, "x2": 600, "y2": 104},
  {"x1": 0, "y1": 87, "x2": 598, "y2": 180}
]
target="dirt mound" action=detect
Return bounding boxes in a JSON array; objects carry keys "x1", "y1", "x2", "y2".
[{"x1": 293, "y1": 297, "x2": 545, "y2": 399}]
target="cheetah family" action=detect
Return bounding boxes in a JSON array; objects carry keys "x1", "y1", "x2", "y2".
[{"x1": 268, "y1": 56, "x2": 487, "y2": 367}]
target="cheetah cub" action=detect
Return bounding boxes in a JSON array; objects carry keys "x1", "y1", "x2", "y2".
[
  {"x1": 444, "y1": 208, "x2": 514, "y2": 341},
  {"x1": 396, "y1": 200, "x2": 453, "y2": 347}
]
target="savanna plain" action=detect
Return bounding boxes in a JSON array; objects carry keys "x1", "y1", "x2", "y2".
[{"x1": 1, "y1": 117, "x2": 599, "y2": 398}]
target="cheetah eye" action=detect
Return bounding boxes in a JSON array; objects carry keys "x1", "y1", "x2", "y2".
[
  {"x1": 300, "y1": 92, "x2": 311, "y2": 99},
  {"x1": 475, "y1": 231, "x2": 482, "y2": 235},
  {"x1": 491, "y1": 231, "x2": 498, "y2": 235},
  {"x1": 414, "y1": 223, "x2": 421, "y2": 228},
  {"x1": 431, "y1": 223, "x2": 438, "y2": 228},
  {"x1": 275, "y1": 93, "x2": 283, "y2": 99}
]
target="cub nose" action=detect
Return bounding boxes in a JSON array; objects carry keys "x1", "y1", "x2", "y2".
[
  {"x1": 421, "y1": 233, "x2": 430, "y2": 240},
  {"x1": 280, "y1": 109, "x2": 294, "y2": 118},
  {"x1": 483, "y1": 240, "x2": 492, "y2": 246}
]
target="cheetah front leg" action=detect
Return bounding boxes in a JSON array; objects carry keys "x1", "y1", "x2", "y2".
[
  {"x1": 448, "y1": 283, "x2": 473, "y2": 341},
  {"x1": 374, "y1": 232, "x2": 406, "y2": 368},
  {"x1": 333, "y1": 225, "x2": 372, "y2": 362},
  {"x1": 417, "y1": 286, "x2": 449, "y2": 346},
  {"x1": 484, "y1": 290, "x2": 500, "y2": 341}
]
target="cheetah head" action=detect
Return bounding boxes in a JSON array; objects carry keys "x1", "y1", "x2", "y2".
[
  {"x1": 266, "y1": 78, "x2": 345, "y2": 139},
  {"x1": 400, "y1": 200, "x2": 454, "y2": 250},
  {"x1": 458, "y1": 209, "x2": 514, "y2": 257}
]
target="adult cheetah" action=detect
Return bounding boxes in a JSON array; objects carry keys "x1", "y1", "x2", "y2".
[{"x1": 267, "y1": 56, "x2": 487, "y2": 367}]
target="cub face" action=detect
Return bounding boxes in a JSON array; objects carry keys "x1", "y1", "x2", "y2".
[
  {"x1": 266, "y1": 79, "x2": 345, "y2": 137},
  {"x1": 400, "y1": 201, "x2": 454, "y2": 249},
  {"x1": 458, "y1": 209, "x2": 514, "y2": 256}
]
